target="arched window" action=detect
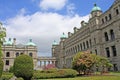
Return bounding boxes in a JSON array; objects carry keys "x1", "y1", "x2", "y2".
[
  {"x1": 75, "y1": 46, "x2": 77, "y2": 53},
  {"x1": 29, "y1": 53, "x2": 33, "y2": 57},
  {"x1": 73, "y1": 47, "x2": 75, "y2": 54},
  {"x1": 110, "y1": 29, "x2": 115, "y2": 40},
  {"x1": 105, "y1": 47, "x2": 110, "y2": 57},
  {"x1": 89, "y1": 39, "x2": 92, "y2": 47},
  {"x1": 16, "y1": 52, "x2": 19, "y2": 57},
  {"x1": 80, "y1": 43, "x2": 82, "y2": 50},
  {"x1": 77, "y1": 45, "x2": 80, "y2": 52},
  {"x1": 105, "y1": 16, "x2": 108, "y2": 21},
  {"x1": 116, "y1": 8, "x2": 119, "y2": 15},
  {"x1": 104, "y1": 32, "x2": 109, "y2": 41},
  {"x1": 86, "y1": 41, "x2": 89, "y2": 48},
  {"x1": 83, "y1": 42, "x2": 85, "y2": 49},
  {"x1": 109, "y1": 14, "x2": 112, "y2": 20},
  {"x1": 102, "y1": 18, "x2": 104, "y2": 24},
  {"x1": 6, "y1": 52, "x2": 10, "y2": 57}
]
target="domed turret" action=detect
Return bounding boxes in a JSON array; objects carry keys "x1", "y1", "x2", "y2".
[
  {"x1": 3, "y1": 38, "x2": 13, "y2": 45},
  {"x1": 52, "y1": 40, "x2": 58, "y2": 46},
  {"x1": 60, "y1": 33, "x2": 67, "y2": 39},
  {"x1": 91, "y1": 4, "x2": 101, "y2": 12},
  {"x1": 91, "y1": 4, "x2": 102, "y2": 18},
  {"x1": 26, "y1": 39, "x2": 36, "y2": 46}
]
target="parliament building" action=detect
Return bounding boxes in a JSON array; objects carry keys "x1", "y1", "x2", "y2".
[{"x1": 52, "y1": 0, "x2": 120, "y2": 71}]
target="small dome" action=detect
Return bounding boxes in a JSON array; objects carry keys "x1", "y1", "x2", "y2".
[
  {"x1": 52, "y1": 40, "x2": 58, "y2": 46},
  {"x1": 26, "y1": 39, "x2": 36, "y2": 46},
  {"x1": 3, "y1": 38, "x2": 13, "y2": 45},
  {"x1": 91, "y1": 4, "x2": 101, "y2": 12},
  {"x1": 60, "y1": 33, "x2": 67, "y2": 38}
]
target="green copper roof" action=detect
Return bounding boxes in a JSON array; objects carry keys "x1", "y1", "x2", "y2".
[
  {"x1": 52, "y1": 40, "x2": 58, "y2": 45},
  {"x1": 3, "y1": 38, "x2": 13, "y2": 45},
  {"x1": 61, "y1": 33, "x2": 67, "y2": 38},
  {"x1": 26, "y1": 39, "x2": 36, "y2": 46},
  {"x1": 92, "y1": 4, "x2": 101, "y2": 12}
]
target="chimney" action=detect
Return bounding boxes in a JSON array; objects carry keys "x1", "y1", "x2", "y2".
[{"x1": 74, "y1": 27, "x2": 78, "y2": 33}]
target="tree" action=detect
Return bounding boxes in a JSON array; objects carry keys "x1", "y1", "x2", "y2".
[
  {"x1": 72, "y1": 51, "x2": 112, "y2": 75},
  {"x1": 0, "y1": 22, "x2": 6, "y2": 77},
  {"x1": 0, "y1": 58, "x2": 3, "y2": 77},
  {"x1": 72, "y1": 52, "x2": 95, "y2": 75},
  {"x1": 13, "y1": 54, "x2": 33, "y2": 80},
  {"x1": 95, "y1": 56, "x2": 113, "y2": 73}
]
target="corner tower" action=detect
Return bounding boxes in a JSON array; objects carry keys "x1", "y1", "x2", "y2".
[{"x1": 91, "y1": 4, "x2": 102, "y2": 18}]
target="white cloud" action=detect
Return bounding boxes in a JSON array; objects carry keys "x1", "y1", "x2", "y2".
[
  {"x1": 5, "y1": 10, "x2": 89, "y2": 56},
  {"x1": 39, "y1": 0, "x2": 68, "y2": 10},
  {"x1": 67, "y1": 3, "x2": 75, "y2": 15}
]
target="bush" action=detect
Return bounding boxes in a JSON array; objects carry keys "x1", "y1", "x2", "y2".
[
  {"x1": 0, "y1": 58, "x2": 3, "y2": 78},
  {"x1": 1, "y1": 72, "x2": 13, "y2": 80},
  {"x1": 13, "y1": 54, "x2": 33, "y2": 80},
  {"x1": 33, "y1": 69, "x2": 78, "y2": 79},
  {"x1": 9, "y1": 66, "x2": 14, "y2": 73}
]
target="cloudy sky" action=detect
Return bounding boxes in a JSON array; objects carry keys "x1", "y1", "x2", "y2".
[{"x1": 0, "y1": 0, "x2": 114, "y2": 56}]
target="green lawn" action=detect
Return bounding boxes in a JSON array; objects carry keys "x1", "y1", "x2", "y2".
[
  {"x1": 40, "y1": 72, "x2": 120, "y2": 80},
  {"x1": 40, "y1": 76, "x2": 120, "y2": 80}
]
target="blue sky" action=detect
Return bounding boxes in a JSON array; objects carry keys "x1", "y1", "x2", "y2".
[
  {"x1": 0, "y1": 0, "x2": 114, "y2": 21},
  {"x1": 0, "y1": 0, "x2": 115, "y2": 56}
]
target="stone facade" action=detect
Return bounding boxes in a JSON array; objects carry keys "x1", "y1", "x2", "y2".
[
  {"x1": 52, "y1": 0, "x2": 120, "y2": 71},
  {"x1": 2, "y1": 38, "x2": 37, "y2": 71}
]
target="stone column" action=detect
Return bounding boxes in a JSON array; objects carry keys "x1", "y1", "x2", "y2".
[
  {"x1": 48, "y1": 61, "x2": 50, "y2": 64},
  {"x1": 44, "y1": 61, "x2": 46, "y2": 66}
]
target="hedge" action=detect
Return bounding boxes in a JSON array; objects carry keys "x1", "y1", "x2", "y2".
[
  {"x1": 33, "y1": 69, "x2": 78, "y2": 79},
  {"x1": 0, "y1": 72, "x2": 13, "y2": 80}
]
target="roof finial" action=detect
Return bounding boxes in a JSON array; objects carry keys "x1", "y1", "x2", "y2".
[
  {"x1": 29, "y1": 39, "x2": 32, "y2": 42},
  {"x1": 9, "y1": 38, "x2": 11, "y2": 41},
  {"x1": 94, "y1": 3, "x2": 97, "y2": 6}
]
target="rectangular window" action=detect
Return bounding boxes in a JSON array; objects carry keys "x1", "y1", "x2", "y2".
[
  {"x1": 111, "y1": 46, "x2": 117, "y2": 56},
  {"x1": 6, "y1": 60, "x2": 9, "y2": 65},
  {"x1": 6, "y1": 52, "x2": 10, "y2": 57},
  {"x1": 113, "y1": 64, "x2": 118, "y2": 71},
  {"x1": 105, "y1": 47, "x2": 110, "y2": 57}
]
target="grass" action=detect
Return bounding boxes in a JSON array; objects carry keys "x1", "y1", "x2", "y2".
[
  {"x1": 40, "y1": 72, "x2": 120, "y2": 80},
  {"x1": 40, "y1": 76, "x2": 120, "y2": 80}
]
